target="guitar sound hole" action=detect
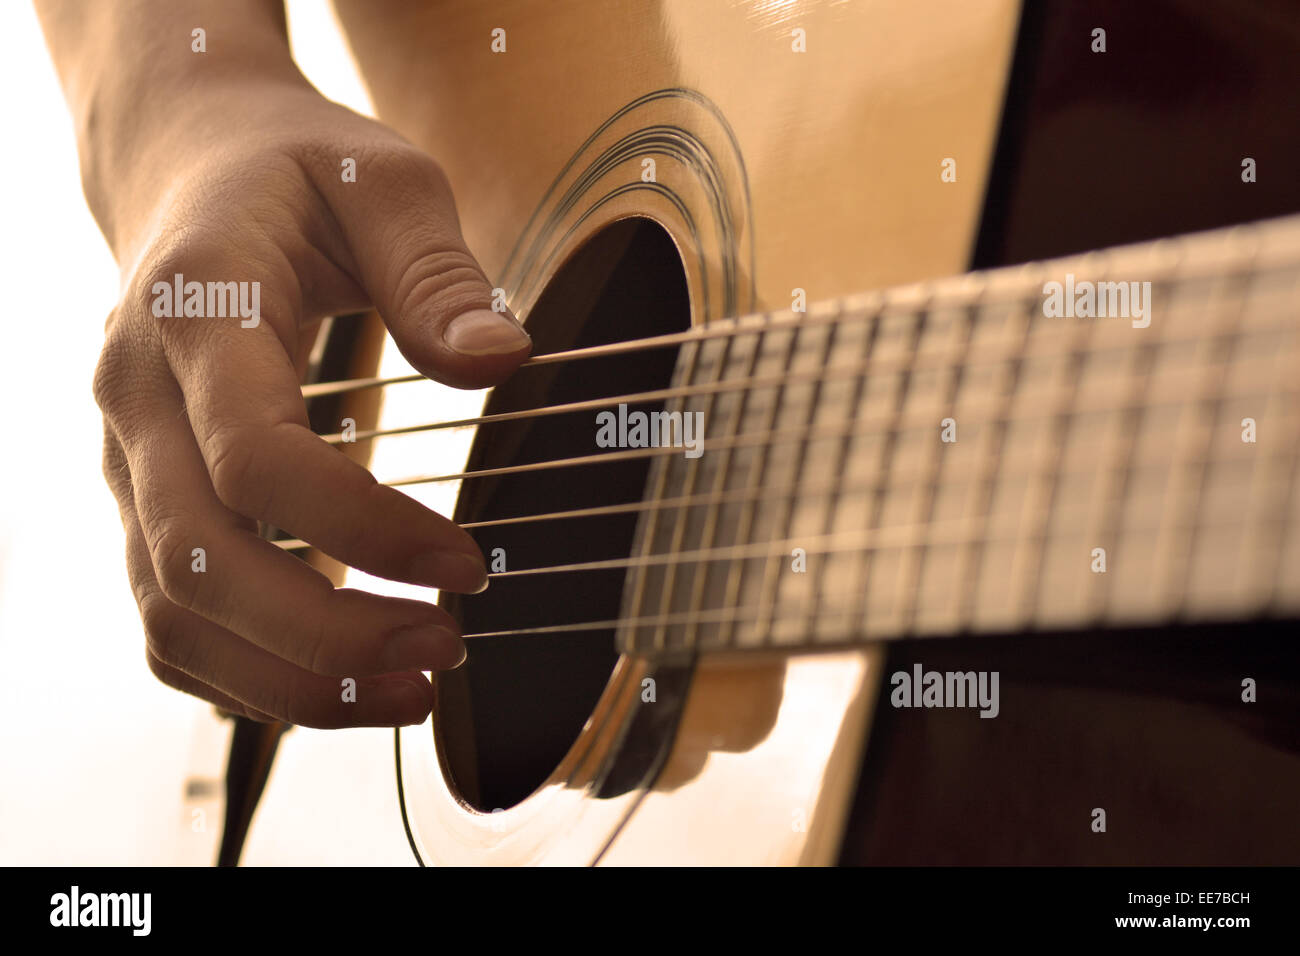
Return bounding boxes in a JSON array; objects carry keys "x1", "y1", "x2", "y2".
[{"x1": 439, "y1": 218, "x2": 690, "y2": 811}]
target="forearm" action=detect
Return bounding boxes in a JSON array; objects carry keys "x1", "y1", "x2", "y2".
[{"x1": 36, "y1": 0, "x2": 309, "y2": 256}]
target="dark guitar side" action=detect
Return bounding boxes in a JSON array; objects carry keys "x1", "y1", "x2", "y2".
[{"x1": 841, "y1": 0, "x2": 1300, "y2": 865}]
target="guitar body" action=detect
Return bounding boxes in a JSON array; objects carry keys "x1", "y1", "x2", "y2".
[
  {"x1": 327, "y1": 0, "x2": 1016, "y2": 865},
  {"x1": 260, "y1": 0, "x2": 1300, "y2": 864}
]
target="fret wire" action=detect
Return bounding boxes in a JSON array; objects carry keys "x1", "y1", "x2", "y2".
[
  {"x1": 954, "y1": 294, "x2": 1031, "y2": 627},
  {"x1": 851, "y1": 302, "x2": 926, "y2": 637},
  {"x1": 893, "y1": 293, "x2": 971, "y2": 634},
  {"x1": 1239, "y1": 275, "x2": 1300, "y2": 607},
  {"x1": 312, "y1": 312, "x2": 1298, "y2": 446},
  {"x1": 807, "y1": 298, "x2": 881, "y2": 643},
  {"x1": 652, "y1": 318, "x2": 757, "y2": 652},
  {"x1": 1079, "y1": 273, "x2": 1177, "y2": 621},
  {"x1": 681, "y1": 315, "x2": 773, "y2": 649},
  {"x1": 639, "y1": 325, "x2": 722, "y2": 655},
  {"x1": 1152, "y1": 269, "x2": 1249, "y2": 615},
  {"x1": 714, "y1": 318, "x2": 799, "y2": 648},
  {"x1": 752, "y1": 311, "x2": 837, "y2": 645},
  {"x1": 1265, "y1": 323, "x2": 1300, "y2": 609},
  {"x1": 1007, "y1": 260, "x2": 1102, "y2": 626},
  {"x1": 626, "y1": 332, "x2": 709, "y2": 655},
  {"x1": 1239, "y1": 386, "x2": 1298, "y2": 606}
]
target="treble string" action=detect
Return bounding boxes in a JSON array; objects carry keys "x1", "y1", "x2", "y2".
[{"x1": 454, "y1": 506, "x2": 1255, "y2": 641}]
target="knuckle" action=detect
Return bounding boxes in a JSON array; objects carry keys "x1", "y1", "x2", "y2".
[
  {"x1": 207, "y1": 427, "x2": 266, "y2": 516},
  {"x1": 129, "y1": 248, "x2": 194, "y2": 319},
  {"x1": 148, "y1": 525, "x2": 203, "y2": 609},
  {"x1": 394, "y1": 249, "x2": 490, "y2": 321},
  {"x1": 368, "y1": 143, "x2": 451, "y2": 190},
  {"x1": 137, "y1": 239, "x2": 227, "y2": 291},
  {"x1": 142, "y1": 598, "x2": 215, "y2": 692},
  {"x1": 91, "y1": 331, "x2": 133, "y2": 417},
  {"x1": 140, "y1": 592, "x2": 184, "y2": 662}
]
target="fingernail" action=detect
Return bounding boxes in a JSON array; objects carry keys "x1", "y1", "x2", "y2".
[
  {"x1": 380, "y1": 624, "x2": 466, "y2": 672},
  {"x1": 407, "y1": 550, "x2": 489, "y2": 593},
  {"x1": 444, "y1": 309, "x2": 531, "y2": 356}
]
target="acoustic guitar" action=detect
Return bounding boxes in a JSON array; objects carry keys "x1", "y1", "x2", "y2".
[{"x1": 216, "y1": 0, "x2": 1300, "y2": 865}]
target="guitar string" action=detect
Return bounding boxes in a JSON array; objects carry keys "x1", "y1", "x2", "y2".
[
  {"x1": 276, "y1": 261, "x2": 1289, "y2": 554},
  {"x1": 312, "y1": 307, "x2": 1297, "y2": 445},
  {"x1": 300, "y1": 244, "x2": 1296, "y2": 404},
  {"x1": 299, "y1": 307, "x2": 856, "y2": 399},
  {"x1": 453, "y1": 509, "x2": 1266, "y2": 641},
  {"x1": 460, "y1": 600, "x2": 878, "y2": 642},
  {"x1": 272, "y1": 373, "x2": 1292, "y2": 554},
  {"x1": 273, "y1": 443, "x2": 1274, "y2": 575},
  {"x1": 294, "y1": 242, "x2": 1291, "y2": 641},
  {"x1": 372, "y1": 356, "x2": 1283, "y2": 487}
]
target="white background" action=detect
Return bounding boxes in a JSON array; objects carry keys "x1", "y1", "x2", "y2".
[{"x1": 0, "y1": 0, "x2": 412, "y2": 866}]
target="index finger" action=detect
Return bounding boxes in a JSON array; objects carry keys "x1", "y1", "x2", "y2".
[{"x1": 153, "y1": 263, "x2": 488, "y2": 592}]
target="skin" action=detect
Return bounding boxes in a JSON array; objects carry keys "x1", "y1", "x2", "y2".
[{"x1": 36, "y1": 0, "x2": 531, "y2": 728}]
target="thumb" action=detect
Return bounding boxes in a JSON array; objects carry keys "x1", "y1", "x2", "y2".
[{"x1": 320, "y1": 145, "x2": 531, "y2": 389}]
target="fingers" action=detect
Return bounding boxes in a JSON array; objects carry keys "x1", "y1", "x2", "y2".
[
  {"x1": 145, "y1": 649, "x2": 277, "y2": 723},
  {"x1": 104, "y1": 430, "x2": 438, "y2": 728},
  {"x1": 304, "y1": 144, "x2": 531, "y2": 389},
  {"x1": 111, "y1": 376, "x2": 468, "y2": 676},
  {"x1": 130, "y1": 531, "x2": 436, "y2": 730},
  {"x1": 135, "y1": 256, "x2": 489, "y2": 593}
]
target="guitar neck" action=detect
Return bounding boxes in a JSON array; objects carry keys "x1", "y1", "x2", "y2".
[{"x1": 619, "y1": 214, "x2": 1300, "y2": 657}]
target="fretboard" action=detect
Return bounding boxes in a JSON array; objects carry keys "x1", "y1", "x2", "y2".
[{"x1": 617, "y1": 214, "x2": 1300, "y2": 657}]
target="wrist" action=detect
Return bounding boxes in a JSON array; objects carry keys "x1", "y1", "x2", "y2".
[{"x1": 80, "y1": 69, "x2": 315, "y2": 257}]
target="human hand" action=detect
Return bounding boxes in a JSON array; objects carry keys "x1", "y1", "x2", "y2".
[{"x1": 91, "y1": 80, "x2": 529, "y2": 727}]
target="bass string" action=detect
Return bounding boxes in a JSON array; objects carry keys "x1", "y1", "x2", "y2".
[{"x1": 459, "y1": 598, "x2": 877, "y2": 641}]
